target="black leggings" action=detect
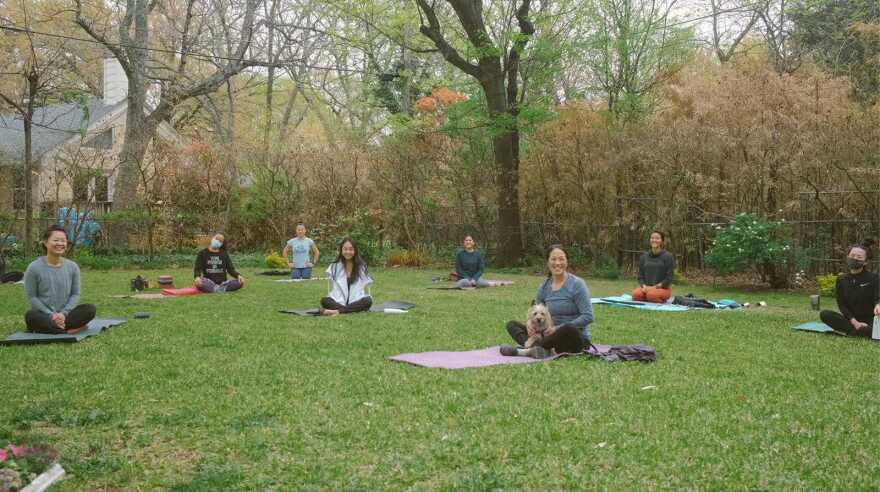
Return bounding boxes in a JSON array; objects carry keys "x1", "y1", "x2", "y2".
[
  {"x1": 25, "y1": 304, "x2": 97, "y2": 334},
  {"x1": 820, "y1": 310, "x2": 872, "y2": 337},
  {"x1": 1, "y1": 271, "x2": 23, "y2": 283},
  {"x1": 506, "y1": 320, "x2": 586, "y2": 354},
  {"x1": 320, "y1": 296, "x2": 372, "y2": 314}
]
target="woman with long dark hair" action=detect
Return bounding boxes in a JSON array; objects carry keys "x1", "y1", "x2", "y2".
[
  {"x1": 193, "y1": 233, "x2": 245, "y2": 293},
  {"x1": 320, "y1": 238, "x2": 373, "y2": 315},
  {"x1": 820, "y1": 240, "x2": 880, "y2": 337},
  {"x1": 23, "y1": 225, "x2": 96, "y2": 334},
  {"x1": 501, "y1": 244, "x2": 594, "y2": 358}
]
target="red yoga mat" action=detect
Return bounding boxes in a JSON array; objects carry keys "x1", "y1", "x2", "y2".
[{"x1": 161, "y1": 286, "x2": 201, "y2": 296}]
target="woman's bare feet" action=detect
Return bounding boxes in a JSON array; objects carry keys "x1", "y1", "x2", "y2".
[{"x1": 321, "y1": 309, "x2": 340, "y2": 316}]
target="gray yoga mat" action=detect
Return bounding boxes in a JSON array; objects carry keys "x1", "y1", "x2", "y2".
[
  {"x1": 280, "y1": 300, "x2": 416, "y2": 316},
  {"x1": 1, "y1": 318, "x2": 128, "y2": 346}
]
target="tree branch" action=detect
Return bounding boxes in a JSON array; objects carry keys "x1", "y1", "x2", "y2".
[{"x1": 414, "y1": 0, "x2": 481, "y2": 78}]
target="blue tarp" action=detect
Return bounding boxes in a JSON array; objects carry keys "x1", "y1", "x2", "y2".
[{"x1": 57, "y1": 208, "x2": 101, "y2": 247}]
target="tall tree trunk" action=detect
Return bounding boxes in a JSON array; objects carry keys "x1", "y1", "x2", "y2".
[{"x1": 23, "y1": 69, "x2": 37, "y2": 257}]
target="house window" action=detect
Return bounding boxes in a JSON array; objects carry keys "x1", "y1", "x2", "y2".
[
  {"x1": 83, "y1": 129, "x2": 113, "y2": 150},
  {"x1": 94, "y1": 175, "x2": 109, "y2": 202},
  {"x1": 72, "y1": 174, "x2": 90, "y2": 203}
]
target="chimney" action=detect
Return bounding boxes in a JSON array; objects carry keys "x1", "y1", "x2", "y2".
[{"x1": 103, "y1": 58, "x2": 127, "y2": 106}]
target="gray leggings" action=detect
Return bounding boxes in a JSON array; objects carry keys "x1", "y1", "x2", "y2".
[{"x1": 457, "y1": 278, "x2": 490, "y2": 288}]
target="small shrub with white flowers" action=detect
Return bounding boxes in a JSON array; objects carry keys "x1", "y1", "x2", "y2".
[{"x1": 705, "y1": 214, "x2": 799, "y2": 288}]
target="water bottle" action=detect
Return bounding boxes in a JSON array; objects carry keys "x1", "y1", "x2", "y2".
[{"x1": 872, "y1": 316, "x2": 880, "y2": 341}]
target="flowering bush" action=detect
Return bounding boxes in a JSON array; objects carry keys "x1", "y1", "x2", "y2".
[
  {"x1": 0, "y1": 443, "x2": 58, "y2": 492},
  {"x1": 265, "y1": 250, "x2": 288, "y2": 270},
  {"x1": 705, "y1": 214, "x2": 800, "y2": 288},
  {"x1": 817, "y1": 274, "x2": 838, "y2": 297}
]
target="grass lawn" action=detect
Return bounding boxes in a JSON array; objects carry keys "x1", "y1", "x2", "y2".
[{"x1": 1, "y1": 267, "x2": 878, "y2": 490}]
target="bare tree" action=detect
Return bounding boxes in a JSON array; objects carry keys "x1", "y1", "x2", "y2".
[
  {"x1": 756, "y1": 0, "x2": 802, "y2": 74},
  {"x1": 710, "y1": 0, "x2": 760, "y2": 63},
  {"x1": 73, "y1": 0, "x2": 263, "y2": 210},
  {"x1": 0, "y1": 1, "x2": 73, "y2": 255}
]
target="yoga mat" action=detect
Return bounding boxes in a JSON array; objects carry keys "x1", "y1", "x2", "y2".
[
  {"x1": 280, "y1": 300, "x2": 417, "y2": 316},
  {"x1": 161, "y1": 286, "x2": 202, "y2": 296},
  {"x1": 592, "y1": 295, "x2": 690, "y2": 312},
  {"x1": 273, "y1": 277, "x2": 328, "y2": 283},
  {"x1": 111, "y1": 293, "x2": 167, "y2": 300},
  {"x1": 258, "y1": 270, "x2": 290, "y2": 276},
  {"x1": 792, "y1": 321, "x2": 841, "y2": 335},
  {"x1": 389, "y1": 344, "x2": 614, "y2": 370},
  {"x1": 428, "y1": 280, "x2": 515, "y2": 290},
  {"x1": 1, "y1": 318, "x2": 128, "y2": 346}
]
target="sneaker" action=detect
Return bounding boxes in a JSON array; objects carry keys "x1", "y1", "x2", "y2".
[{"x1": 499, "y1": 345, "x2": 520, "y2": 357}]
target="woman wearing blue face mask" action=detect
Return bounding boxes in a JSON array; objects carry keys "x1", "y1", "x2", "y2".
[
  {"x1": 193, "y1": 233, "x2": 245, "y2": 293},
  {"x1": 820, "y1": 240, "x2": 880, "y2": 337}
]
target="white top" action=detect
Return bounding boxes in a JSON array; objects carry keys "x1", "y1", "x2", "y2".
[{"x1": 326, "y1": 261, "x2": 373, "y2": 305}]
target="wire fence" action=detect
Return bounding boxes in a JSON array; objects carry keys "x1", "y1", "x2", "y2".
[{"x1": 3, "y1": 193, "x2": 879, "y2": 276}]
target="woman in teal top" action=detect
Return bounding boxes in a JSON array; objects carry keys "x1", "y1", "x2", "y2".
[{"x1": 454, "y1": 235, "x2": 490, "y2": 288}]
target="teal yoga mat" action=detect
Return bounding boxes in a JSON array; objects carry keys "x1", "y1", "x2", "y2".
[{"x1": 792, "y1": 321, "x2": 841, "y2": 335}]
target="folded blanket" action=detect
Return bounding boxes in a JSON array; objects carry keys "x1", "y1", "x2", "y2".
[{"x1": 1, "y1": 318, "x2": 128, "y2": 346}]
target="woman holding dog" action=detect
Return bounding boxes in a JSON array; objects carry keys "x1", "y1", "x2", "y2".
[
  {"x1": 819, "y1": 240, "x2": 880, "y2": 337},
  {"x1": 23, "y1": 225, "x2": 96, "y2": 334},
  {"x1": 632, "y1": 230, "x2": 675, "y2": 303},
  {"x1": 502, "y1": 244, "x2": 594, "y2": 358},
  {"x1": 320, "y1": 238, "x2": 373, "y2": 315},
  {"x1": 454, "y1": 235, "x2": 490, "y2": 288}
]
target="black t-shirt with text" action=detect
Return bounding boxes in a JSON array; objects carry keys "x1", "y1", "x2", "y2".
[{"x1": 194, "y1": 249, "x2": 239, "y2": 285}]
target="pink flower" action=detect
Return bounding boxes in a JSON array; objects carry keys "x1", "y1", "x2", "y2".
[
  {"x1": 10, "y1": 445, "x2": 25, "y2": 458},
  {"x1": 0, "y1": 448, "x2": 7, "y2": 461}
]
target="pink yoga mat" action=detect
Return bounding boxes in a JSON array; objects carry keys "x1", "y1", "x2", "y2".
[
  {"x1": 161, "y1": 286, "x2": 201, "y2": 296},
  {"x1": 388, "y1": 345, "x2": 613, "y2": 370}
]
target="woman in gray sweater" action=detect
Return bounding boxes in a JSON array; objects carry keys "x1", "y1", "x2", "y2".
[
  {"x1": 501, "y1": 244, "x2": 594, "y2": 358},
  {"x1": 23, "y1": 226, "x2": 96, "y2": 334}
]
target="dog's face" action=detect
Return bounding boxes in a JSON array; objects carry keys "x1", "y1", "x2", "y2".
[{"x1": 527, "y1": 303, "x2": 553, "y2": 333}]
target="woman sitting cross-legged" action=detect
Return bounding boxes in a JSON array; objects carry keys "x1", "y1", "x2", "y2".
[
  {"x1": 454, "y1": 235, "x2": 490, "y2": 289},
  {"x1": 320, "y1": 238, "x2": 373, "y2": 316},
  {"x1": 632, "y1": 230, "x2": 675, "y2": 303},
  {"x1": 193, "y1": 233, "x2": 245, "y2": 293},
  {"x1": 819, "y1": 240, "x2": 880, "y2": 337},
  {"x1": 23, "y1": 226, "x2": 96, "y2": 334},
  {"x1": 501, "y1": 244, "x2": 594, "y2": 358}
]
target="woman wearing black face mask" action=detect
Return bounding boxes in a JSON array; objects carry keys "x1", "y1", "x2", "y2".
[{"x1": 819, "y1": 240, "x2": 880, "y2": 337}]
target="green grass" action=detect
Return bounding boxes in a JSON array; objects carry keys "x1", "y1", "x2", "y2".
[{"x1": 1, "y1": 268, "x2": 878, "y2": 490}]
